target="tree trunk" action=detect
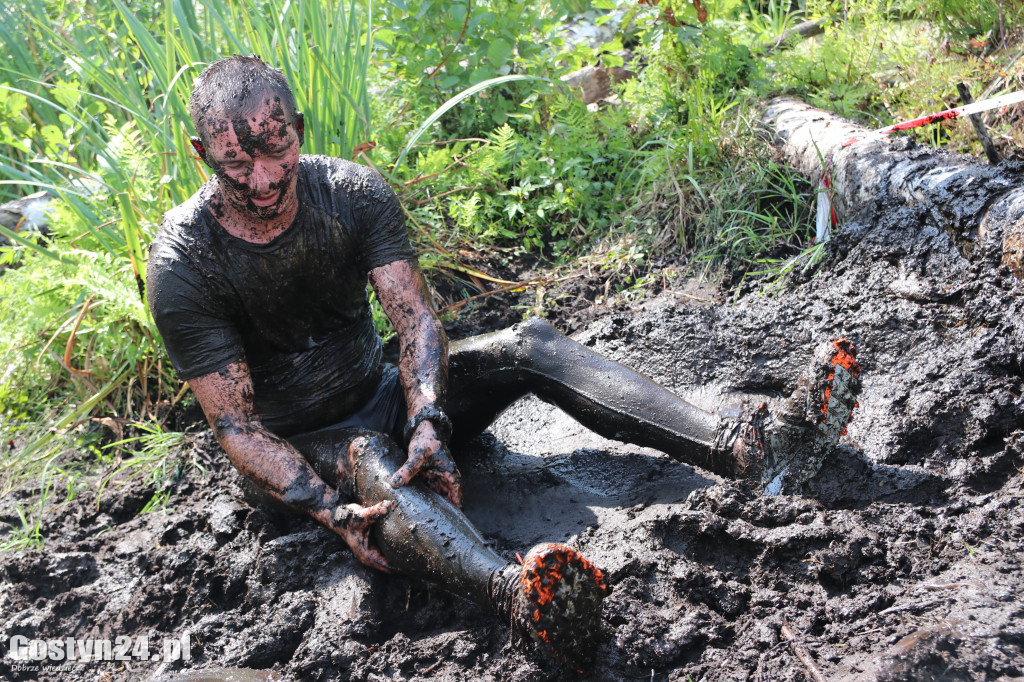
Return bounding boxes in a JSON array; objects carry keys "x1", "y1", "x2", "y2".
[
  {"x1": 760, "y1": 97, "x2": 1024, "y2": 278},
  {"x1": 759, "y1": 19, "x2": 827, "y2": 55},
  {"x1": 0, "y1": 190, "x2": 52, "y2": 245}
]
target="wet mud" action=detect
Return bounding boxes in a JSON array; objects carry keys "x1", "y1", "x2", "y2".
[{"x1": 2, "y1": 194, "x2": 1023, "y2": 681}]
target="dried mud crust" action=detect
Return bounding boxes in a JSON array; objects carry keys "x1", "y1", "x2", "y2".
[{"x1": 1, "y1": 196, "x2": 1024, "y2": 681}]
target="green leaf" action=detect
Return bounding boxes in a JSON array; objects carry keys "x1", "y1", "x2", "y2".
[
  {"x1": 487, "y1": 39, "x2": 513, "y2": 66},
  {"x1": 39, "y1": 125, "x2": 63, "y2": 148},
  {"x1": 596, "y1": 37, "x2": 623, "y2": 54},
  {"x1": 593, "y1": 0, "x2": 616, "y2": 9},
  {"x1": 602, "y1": 53, "x2": 625, "y2": 67},
  {"x1": 676, "y1": 3, "x2": 699, "y2": 24},
  {"x1": 52, "y1": 80, "x2": 82, "y2": 109},
  {"x1": 4, "y1": 92, "x2": 27, "y2": 116},
  {"x1": 470, "y1": 66, "x2": 498, "y2": 83},
  {"x1": 677, "y1": 26, "x2": 700, "y2": 43}
]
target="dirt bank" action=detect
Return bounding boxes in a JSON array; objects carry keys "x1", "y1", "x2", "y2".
[{"x1": 1, "y1": 172, "x2": 1023, "y2": 680}]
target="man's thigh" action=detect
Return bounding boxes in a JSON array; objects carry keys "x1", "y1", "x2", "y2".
[{"x1": 447, "y1": 326, "x2": 530, "y2": 447}]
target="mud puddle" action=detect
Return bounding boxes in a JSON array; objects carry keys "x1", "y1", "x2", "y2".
[{"x1": 1, "y1": 196, "x2": 1023, "y2": 681}]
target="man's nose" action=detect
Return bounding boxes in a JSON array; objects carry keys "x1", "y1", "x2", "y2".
[{"x1": 251, "y1": 160, "x2": 276, "y2": 191}]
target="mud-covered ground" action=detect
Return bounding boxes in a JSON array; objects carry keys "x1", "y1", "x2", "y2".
[{"x1": 2, "y1": 186, "x2": 1023, "y2": 681}]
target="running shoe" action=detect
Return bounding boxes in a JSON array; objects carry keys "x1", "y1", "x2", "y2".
[
  {"x1": 492, "y1": 543, "x2": 610, "y2": 669},
  {"x1": 735, "y1": 338, "x2": 862, "y2": 494}
]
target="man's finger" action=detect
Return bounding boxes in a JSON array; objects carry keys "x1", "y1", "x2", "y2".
[
  {"x1": 447, "y1": 474, "x2": 463, "y2": 507},
  {"x1": 423, "y1": 467, "x2": 463, "y2": 507},
  {"x1": 358, "y1": 500, "x2": 393, "y2": 524},
  {"x1": 425, "y1": 443, "x2": 462, "y2": 504},
  {"x1": 443, "y1": 477, "x2": 463, "y2": 507},
  {"x1": 389, "y1": 447, "x2": 430, "y2": 488},
  {"x1": 354, "y1": 541, "x2": 394, "y2": 574},
  {"x1": 427, "y1": 442, "x2": 456, "y2": 469}
]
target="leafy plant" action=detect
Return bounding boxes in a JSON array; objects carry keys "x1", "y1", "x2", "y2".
[
  {"x1": 97, "y1": 422, "x2": 195, "y2": 512},
  {"x1": 375, "y1": 0, "x2": 578, "y2": 140},
  {"x1": 0, "y1": 461, "x2": 68, "y2": 551},
  {"x1": 914, "y1": 0, "x2": 1023, "y2": 41}
]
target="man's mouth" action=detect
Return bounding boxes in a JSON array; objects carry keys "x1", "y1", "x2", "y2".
[{"x1": 249, "y1": 190, "x2": 280, "y2": 208}]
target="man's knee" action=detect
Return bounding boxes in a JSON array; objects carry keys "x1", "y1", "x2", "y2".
[
  {"x1": 512, "y1": 316, "x2": 560, "y2": 348},
  {"x1": 348, "y1": 432, "x2": 404, "y2": 473}
]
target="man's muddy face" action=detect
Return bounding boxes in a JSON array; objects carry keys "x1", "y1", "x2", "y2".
[{"x1": 204, "y1": 97, "x2": 301, "y2": 221}]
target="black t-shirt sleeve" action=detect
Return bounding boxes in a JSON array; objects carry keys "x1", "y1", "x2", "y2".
[
  {"x1": 147, "y1": 239, "x2": 245, "y2": 381},
  {"x1": 348, "y1": 165, "x2": 417, "y2": 273}
]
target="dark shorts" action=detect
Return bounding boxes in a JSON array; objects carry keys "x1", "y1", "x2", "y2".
[
  {"x1": 239, "y1": 365, "x2": 407, "y2": 510},
  {"x1": 288, "y1": 363, "x2": 407, "y2": 480}
]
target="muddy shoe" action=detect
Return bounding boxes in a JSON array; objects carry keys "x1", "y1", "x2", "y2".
[
  {"x1": 734, "y1": 339, "x2": 861, "y2": 495},
  {"x1": 491, "y1": 543, "x2": 609, "y2": 669}
]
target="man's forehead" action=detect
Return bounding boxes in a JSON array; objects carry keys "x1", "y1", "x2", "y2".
[
  {"x1": 206, "y1": 112, "x2": 293, "y2": 147},
  {"x1": 204, "y1": 92, "x2": 290, "y2": 130},
  {"x1": 209, "y1": 108, "x2": 288, "y2": 129}
]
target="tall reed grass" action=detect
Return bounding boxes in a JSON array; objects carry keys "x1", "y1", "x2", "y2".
[{"x1": 0, "y1": 0, "x2": 374, "y2": 478}]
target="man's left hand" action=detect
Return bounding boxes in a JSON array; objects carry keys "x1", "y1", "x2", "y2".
[{"x1": 389, "y1": 420, "x2": 463, "y2": 506}]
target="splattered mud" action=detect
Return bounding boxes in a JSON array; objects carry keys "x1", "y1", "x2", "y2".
[{"x1": 2, "y1": 193, "x2": 1023, "y2": 681}]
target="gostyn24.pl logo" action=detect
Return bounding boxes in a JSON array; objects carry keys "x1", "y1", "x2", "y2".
[{"x1": 6, "y1": 633, "x2": 191, "y2": 663}]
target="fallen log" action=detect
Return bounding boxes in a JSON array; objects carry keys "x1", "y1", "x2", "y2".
[
  {"x1": 561, "y1": 63, "x2": 636, "y2": 105},
  {"x1": 0, "y1": 190, "x2": 52, "y2": 244},
  {"x1": 0, "y1": 190, "x2": 53, "y2": 274},
  {"x1": 759, "y1": 18, "x2": 827, "y2": 55},
  {"x1": 760, "y1": 97, "x2": 1024, "y2": 278}
]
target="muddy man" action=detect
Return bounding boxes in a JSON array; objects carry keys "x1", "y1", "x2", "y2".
[{"x1": 147, "y1": 56, "x2": 860, "y2": 666}]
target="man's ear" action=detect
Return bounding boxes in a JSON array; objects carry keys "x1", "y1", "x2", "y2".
[
  {"x1": 190, "y1": 136, "x2": 211, "y2": 168},
  {"x1": 295, "y1": 112, "x2": 305, "y2": 147}
]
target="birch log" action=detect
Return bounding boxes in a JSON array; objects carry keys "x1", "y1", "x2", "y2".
[{"x1": 760, "y1": 98, "x2": 1024, "y2": 278}]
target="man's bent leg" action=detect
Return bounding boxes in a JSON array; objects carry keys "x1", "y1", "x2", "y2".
[
  {"x1": 350, "y1": 432, "x2": 608, "y2": 665},
  {"x1": 447, "y1": 317, "x2": 726, "y2": 471},
  {"x1": 447, "y1": 318, "x2": 861, "y2": 491},
  {"x1": 349, "y1": 431, "x2": 505, "y2": 609}
]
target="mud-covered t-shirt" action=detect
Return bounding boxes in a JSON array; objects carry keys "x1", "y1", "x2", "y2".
[{"x1": 147, "y1": 156, "x2": 416, "y2": 436}]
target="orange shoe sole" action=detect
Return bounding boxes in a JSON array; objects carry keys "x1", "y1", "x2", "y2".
[{"x1": 517, "y1": 543, "x2": 609, "y2": 668}]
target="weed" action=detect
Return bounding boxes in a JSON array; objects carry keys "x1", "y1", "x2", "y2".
[
  {"x1": 0, "y1": 460, "x2": 65, "y2": 551},
  {"x1": 1, "y1": 505, "x2": 45, "y2": 551},
  {"x1": 97, "y1": 422, "x2": 195, "y2": 507}
]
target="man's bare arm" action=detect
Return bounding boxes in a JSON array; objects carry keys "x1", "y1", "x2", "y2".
[
  {"x1": 190, "y1": 362, "x2": 393, "y2": 570},
  {"x1": 369, "y1": 259, "x2": 461, "y2": 505}
]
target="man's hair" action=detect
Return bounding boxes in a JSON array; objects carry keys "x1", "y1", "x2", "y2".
[{"x1": 189, "y1": 55, "x2": 299, "y2": 145}]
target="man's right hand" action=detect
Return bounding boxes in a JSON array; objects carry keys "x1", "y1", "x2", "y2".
[
  {"x1": 390, "y1": 420, "x2": 463, "y2": 507},
  {"x1": 328, "y1": 500, "x2": 395, "y2": 573}
]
